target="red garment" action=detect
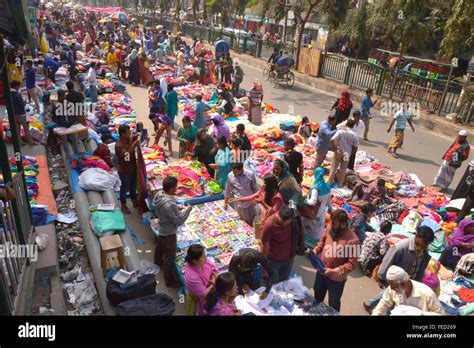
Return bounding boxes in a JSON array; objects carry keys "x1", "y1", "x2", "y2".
[
  {"x1": 336, "y1": 91, "x2": 352, "y2": 112},
  {"x1": 93, "y1": 144, "x2": 113, "y2": 168},
  {"x1": 456, "y1": 287, "x2": 474, "y2": 303},
  {"x1": 444, "y1": 141, "x2": 470, "y2": 161},
  {"x1": 261, "y1": 213, "x2": 293, "y2": 261}
]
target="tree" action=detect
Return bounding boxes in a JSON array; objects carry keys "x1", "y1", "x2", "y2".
[
  {"x1": 367, "y1": 0, "x2": 433, "y2": 98},
  {"x1": 148, "y1": 0, "x2": 159, "y2": 26},
  {"x1": 192, "y1": 0, "x2": 200, "y2": 22},
  {"x1": 439, "y1": 0, "x2": 474, "y2": 59},
  {"x1": 293, "y1": 0, "x2": 319, "y2": 70}
]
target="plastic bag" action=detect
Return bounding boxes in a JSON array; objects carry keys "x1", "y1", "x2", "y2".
[
  {"x1": 138, "y1": 259, "x2": 160, "y2": 276},
  {"x1": 35, "y1": 233, "x2": 48, "y2": 250}
]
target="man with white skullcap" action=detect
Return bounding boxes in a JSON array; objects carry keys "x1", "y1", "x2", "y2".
[
  {"x1": 433, "y1": 129, "x2": 470, "y2": 191},
  {"x1": 372, "y1": 265, "x2": 445, "y2": 315}
]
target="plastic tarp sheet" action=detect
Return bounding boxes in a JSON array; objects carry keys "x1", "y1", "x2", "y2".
[{"x1": 91, "y1": 210, "x2": 126, "y2": 235}]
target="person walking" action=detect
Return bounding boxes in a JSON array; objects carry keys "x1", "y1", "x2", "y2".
[
  {"x1": 386, "y1": 103, "x2": 415, "y2": 158},
  {"x1": 433, "y1": 130, "x2": 470, "y2": 191},
  {"x1": 165, "y1": 84, "x2": 178, "y2": 129},
  {"x1": 84, "y1": 61, "x2": 98, "y2": 103},
  {"x1": 313, "y1": 209, "x2": 360, "y2": 312},
  {"x1": 328, "y1": 119, "x2": 359, "y2": 187},
  {"x1": 153, "y1": 176, "x2": 193, "y2": 288},
  {"x1": 331, "y1": 91, "x2": 353, "y2": 125},
  {"x1": 360, "y1": 88, "x2": 378, "y2": 141},
  {"x1": 315, "y1": 114, "x2": 337, "y2": 167}
]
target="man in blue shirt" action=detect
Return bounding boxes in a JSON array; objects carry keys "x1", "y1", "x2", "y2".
[
  {"x1": 360, "y1": 88, "x2": 378, "y2": 141},
  {"x1": 24, "y1": 60, "x2": 40, "y2": 113},
  {"x1": 315, "y1": 114, "x2": 337, "y2": 167},
  {"x1": 43, "y1": 55, "x2": 60, "y2": 83},
  {"x1": 386, "y1": 103, "x2": 415, "y2": 158}
]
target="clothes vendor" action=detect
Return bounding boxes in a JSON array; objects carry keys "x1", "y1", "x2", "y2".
[
  {"x1": 349, "y1": 178, "x2": 393, "y2": 208},
  {"x1": 10, "y1": 80, "x2": 38, "y2": 146},
  {"x1": 372, "y1": 266, "x2": 445, "y2": 316},
  {"x1": 231, "y1": 174, "x2": 283, "y2": 222},
  {"x1": 273, "y1": 159, "x2": 303, "y2": 206},
  {"x1": 177, "y1": 116, "x2": 197, "y2": 158},
  {"x1": 153, "y1": 176, "x2": 193, "y2": 288},
  {"x1": 228, "y1": 248, "x2": 274, "y2": 299},
  {"x1": 349, "y1": 203, "x2": 376, "y2": 241},
  {"x1": 184, "y1": 244, "x2": 219, "y2": 315},
  {"x1": 216, "y1": 91, "x2": 234, "y2": 118},
  {"x1": 439, "y1": 218, "x2": 474, "y2": 269},
  {"x1": 298, "y1": 116, "x2": 312, "y2": 141},
  {"x1": 433, "y1": 130, "x2": 470, "y2": 190},
  {"x1": 225, "y1": 163, "x2": 259, "y2": 226},
  {"x1": 248, "y1": 81, "x2": 263, "y2": 125},
  {"x1": 193, "y1": 128, "x2": 218, "y2": 177},
  {"x1": 115, "y1": 125, "x2": 140, "y2": 214},
  {"x1": 359, "y1": 221, "x2": 392, "y2": 277},
  {"x1": 313, "y1": 209, "x2": 360, "y2": 312},
  {"x1": 205, "y1": 272, "x2": 241, "y2": 316},
  {"x1": 93, "y1": 135, "x2": 114, "y2": 168},
  {"x1": 303, "y1": 167, "x2": 332, "y2": 248},
  {"x1": 329, "y1": 119, "x2": 359, "y2": 187}
]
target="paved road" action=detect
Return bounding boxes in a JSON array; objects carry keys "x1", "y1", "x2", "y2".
[{"x1": 122, "y1": 60, "x2": 468, "y2": 315}]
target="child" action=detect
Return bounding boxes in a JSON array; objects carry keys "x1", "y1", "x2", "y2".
[
  {"x1": 234, "y1": 123, "x2": 252, "y2": 162},
  {"x1": 349, "y1": 203, "x2": 376, "y2": 241},
  {"x1": 135, "y1": 122, "x2": 150, "y2": 147},
  {"x1": 230, "y1": 138, "x2": 243, "y2": 164},
  {"x1": 298, "y1": 116, "x2": 312, "y2": 141}
]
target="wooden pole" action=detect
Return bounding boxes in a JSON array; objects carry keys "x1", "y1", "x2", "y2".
[{"x1": 438, "y1": 63, "x2": 454, "y2": 115}]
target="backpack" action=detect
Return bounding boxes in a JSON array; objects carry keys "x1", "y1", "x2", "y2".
[{"x1": 117, "y1": 293, "x2": 175, "y2": 316}]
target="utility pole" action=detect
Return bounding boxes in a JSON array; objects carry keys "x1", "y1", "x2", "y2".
[{"x1": 283, "y1": 1, "x2": 288, "y2": 43}]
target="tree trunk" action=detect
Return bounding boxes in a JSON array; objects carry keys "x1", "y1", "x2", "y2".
[{"x1": 295, "y1": 3, "x2": 316, "y2": 70}]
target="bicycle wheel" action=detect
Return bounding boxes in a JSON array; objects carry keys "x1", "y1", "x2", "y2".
[
  {"x1": 271, "y1": 73, "x2": 279, "y2": 87},
  {"x1": 286, "y1": 71, "x2": 295, "y2": 88},
  {"x1": 263, "y1": 66, "x2": 270, "y2": 80}
]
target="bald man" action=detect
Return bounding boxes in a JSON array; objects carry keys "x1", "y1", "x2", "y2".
[{"x1": 372, "y1": 265, "x2": 445, "y2": 316}]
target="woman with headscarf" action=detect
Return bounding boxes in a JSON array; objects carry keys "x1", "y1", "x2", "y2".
[
  {"x1": 127, "y1": 48, "x2": 140, "y2": 85},
  {"x1": 302, "y1": 167, "x2": 333, "y2": 247},
  {"x1": 439, "y1": 219, "x2": 474, "y2": 269},
  {"x1": 331, "y1": 91, "x2": 353, "y2": 125},
  {"x1": 273, "y1": 159, "x2": 303, "y2": 206},
  {"x1": 138, "y1": 49, "x2": 151, "y2": 85},
  {"x1": 193, "y1": 128, "x2": 218, "y2": 176},
  {"x1": 210, "y1": 114, "x2": 230, "y2": 142}
]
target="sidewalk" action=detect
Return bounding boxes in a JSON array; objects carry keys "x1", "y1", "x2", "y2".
[{"x1": 185, "y1": 37, "x2": 473, "y2": 142}]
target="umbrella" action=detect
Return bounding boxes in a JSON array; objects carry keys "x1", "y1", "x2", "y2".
[{"x1": 109, "y1": 11, "x2": 129, "y2": 23}]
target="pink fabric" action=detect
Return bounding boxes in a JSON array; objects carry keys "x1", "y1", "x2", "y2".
[
  {"x1": 207, "y1": 299, "x2": 238, "y2": 316},
  {"x1": 184, "y1": 259, "x2": 218, "y2": 315},
  {"x1": 239, "y1": 189, "x2": 283, "y2": 220},
  {"x1": 82, "y1": 158, "x2": 112, "y2": 172}
]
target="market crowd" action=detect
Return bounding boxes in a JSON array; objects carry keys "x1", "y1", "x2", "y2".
[{"x1": 4, "y1": 3, "x2": 473, "y2": 317}]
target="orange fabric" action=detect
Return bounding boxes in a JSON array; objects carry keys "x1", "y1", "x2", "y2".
[{"x1": 35, "y1": 155, "x2": 57, "y2": 215}]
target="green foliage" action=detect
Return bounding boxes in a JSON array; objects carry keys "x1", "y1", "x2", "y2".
[
  {"x1": 332, "y1": 2, "x2": 369, "y2": 51},
  {"x1": 439, "y1": 0, "x2": 474, "y2": 59},
  {"x1": 317, "y1": 0, "x2": 352, "y2": 32}
]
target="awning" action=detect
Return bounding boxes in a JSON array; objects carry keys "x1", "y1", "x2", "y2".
[{"x1": 0, "y1": 0, "x2": 31, "y2": 45}]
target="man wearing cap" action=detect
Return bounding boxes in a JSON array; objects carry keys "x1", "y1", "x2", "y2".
[
  {"x1": 433, "y1": 130, "x2": 470, "y2": 191},
  {"x1": 363, "y1": 225, "x2": 435, "y2": 313},
  {"x1": 372, "y1": 265, "x2": 445, "y2": 315}
]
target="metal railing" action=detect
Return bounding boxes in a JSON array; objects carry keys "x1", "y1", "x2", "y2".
[
  {"x1": 154, "y1": 18, "x2": 464, "y2": 116},
  {"x1": 0, "y1": 172, "x2": 33, "y2": 314}
]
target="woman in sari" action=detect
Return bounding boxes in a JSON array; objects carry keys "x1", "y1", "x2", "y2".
[
  {"x1": 439, "y1": 218, "x2": 474, "y2": 269},
  {"x1": 303, "y1": 167, "x2": 333, "y2": 247},
  {"x1": 184, "y1": 244, "x2": 218, "y2": 316},
  {"x1": 210, "y1": 114, "x2": 230, "y2": 142},
  {"x1": 177, "y1": 116, "x2": 197, "y2": 158},
  {"x1": 231, "y1": 174, "x2": 283, "y2": 221},
  {"x1": 127, "y1": 49, "x2": 140, "y2": 85},
  {"x1": 193, "y1": 128, "x2": 217, "y2": 177},
  {"x1": 273, "y1": 159, "x2": 303, "y2": 206},
  {"x1": 138, "y1": 50, "x2": 151, "y2": 85},
  {"x1": 209, "y1": 136, "x2": 233, "y2": 189}
]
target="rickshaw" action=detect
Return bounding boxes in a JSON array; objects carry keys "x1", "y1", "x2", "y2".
[{"x1": 268, "y1": 55, "x2": 295, "y2": 88}]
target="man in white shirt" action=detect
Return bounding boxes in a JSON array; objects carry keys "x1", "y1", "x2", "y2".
[
  {"x1": 176, "y1": 47, "x2": 185, "y2": 76},
  {"x1": 372, "y1": 265, "x2": 445, "y2": 316},
  {"x1": 337, "y1": 111, "x2": 364, "y2": 170},
  {"x1": 329, "y1": 118, "x2": 359, "y2": 187}
]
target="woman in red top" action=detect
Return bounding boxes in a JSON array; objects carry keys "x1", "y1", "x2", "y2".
[{"x1": 230, "y1": 174, "x2": 283, "y2": 221}]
